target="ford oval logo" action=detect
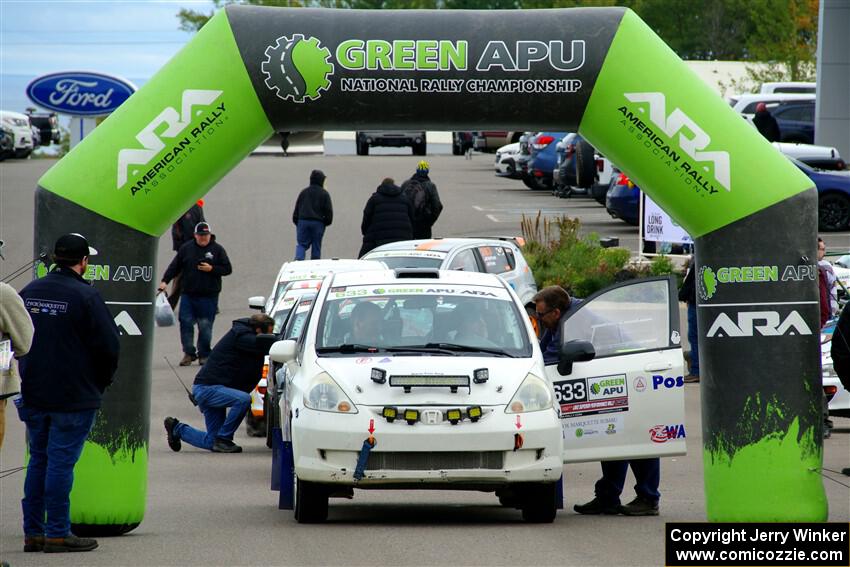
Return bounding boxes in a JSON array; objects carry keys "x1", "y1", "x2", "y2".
[{"x1": 26, "y1": 72, "x2": 136, "y2": 116}]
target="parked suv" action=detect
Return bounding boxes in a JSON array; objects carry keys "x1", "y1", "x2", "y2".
[
  {"x1": 356, "y1": 131, "x2": 426, "y2": 156},
  {"x1": 0, "y1": 110, "x2": 34, "y2": 159}
]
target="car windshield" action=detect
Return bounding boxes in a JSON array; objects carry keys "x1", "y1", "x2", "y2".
[
  {"x1": 835, "y1": 255, "x2": 850, "y2": 269},
  {"x1": 315, "y1": 284, "x2": 532, "y2": 357}
]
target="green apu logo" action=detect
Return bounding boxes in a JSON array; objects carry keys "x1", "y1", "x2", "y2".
[
  {"x1": 698, "y1": 264, "x2": 815, "y2": 301},
  {"x1": 574, "y1": 428, "x2": 583, "y2": 438},
  {"x1": 262, "y1": 35, "x2": 334, "y2": 103}
]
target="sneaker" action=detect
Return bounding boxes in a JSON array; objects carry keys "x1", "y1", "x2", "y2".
[
  {"x1": 683, "y1": 374, "x2": 700, "y2": 383},
  {"x1": 211, "y1": 438, "x2": 242, "y2": 453},
  {"x1": 198, "y1": 357, "x2": 207, "y2": 366},
  {"x1": 620, "y1": 495, "x2": 659, "y2": 516},
  {"x1": 164, "y1": 417, "x2": 182, "y2": 452},
  {"x1": 23, "y1": 534, "x2": 44, "y2": 552},
  {"x1": 43, "y1": 534, "x2": 99, "y2": 553},
  {"x1": 179, "y1": 353, "x2": 197, "y2": 366},
  {"x1": 573, "y1": 497, "x2": 620, "y2": 515}
]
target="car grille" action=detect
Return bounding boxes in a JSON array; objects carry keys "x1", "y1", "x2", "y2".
[{"x1": 366, "y1": 451, "x2": 504, "y2": 470}]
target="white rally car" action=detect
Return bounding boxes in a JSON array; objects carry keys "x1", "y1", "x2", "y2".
[{"x1": 270, "y1": 269, "x2": 686, "y2": 523}]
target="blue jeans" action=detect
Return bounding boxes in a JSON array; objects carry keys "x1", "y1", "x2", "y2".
[
  {"x1": 179, "y1": 294, "x2": 218, "y2": 358},
  {"x1": 173, "y1": 384, "x2": 251, "y2": 450},
  {"x1": 295, "y1": 219, "x2": 325, "y2": 260},
  {"x1": 687, "y1": 301, "x2": 699, "y2": 376},
  {"x1": 16, "y1": 401, "x2": 96, "y2": 538},
  {"x1": 594, "y1": 458, "x2": 661, "y2": 506}
]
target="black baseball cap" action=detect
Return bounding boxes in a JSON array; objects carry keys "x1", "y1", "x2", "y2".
[
  {"x1": 194, "y1": 222, "x2": 212, "y2": 235},
  {"x1": 53, "y1": 233, "x2": 97, "y2": 264}
]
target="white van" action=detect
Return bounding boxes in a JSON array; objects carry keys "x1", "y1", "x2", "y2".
[
  {"x1": 759, "y1": 81, "x2": 816, "y2": 94},
  {"x1": 0, "y1": 110, "x2": 35, "y2": 159}
]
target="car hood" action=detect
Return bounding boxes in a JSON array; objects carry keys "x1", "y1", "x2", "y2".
[{"x1": 316, "y1": 356, "x2": 538, "y2": 406}]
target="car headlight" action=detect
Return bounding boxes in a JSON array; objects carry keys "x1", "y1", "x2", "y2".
[
  {"x1": 303, "y1": 372, "x2": 357, "y2": 413},
  {"x1": 505, "y1": 374, "x2": 552, "y2": 413}
]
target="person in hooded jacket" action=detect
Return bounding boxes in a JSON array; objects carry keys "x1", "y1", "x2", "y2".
[
  {"x1": 158, "y1": 222, "x2": 232, "y2": 366},
  {"x1": 164, "y1": 314, "x2": 276, "y2": 454},
  {"x1": 752, "y1": 102, "x2": 781, "y2": 142},
  {"x1": 401, "y1": 160, "x2": 443, "y2": 239},
  {"x1": 359, "y1": 177, "x2": 415, "y2": 257},
  {"x1": 167, "y1": 200, "x2": 205, "y2": 309},
  {"x1": 292, "y1": 169, "x2": 333, "y2": 260}
]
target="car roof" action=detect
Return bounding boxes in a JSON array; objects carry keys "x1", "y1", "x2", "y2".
[
  {"x1": 328, "y1": 268, "x2": 509, "y2": 288},
  {"x1": 367, "y1": 238, "x2": 519, "y2": 255},
  {"x1": 275, "y1": 259, "x2": 385, "y2": 281}
]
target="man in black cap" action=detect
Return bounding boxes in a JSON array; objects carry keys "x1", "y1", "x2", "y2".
[
  {"x1": 17, "y1": 233, "x2": 120, "y2": 553},
  {"x1": 158, "y1": 222, "x2": 232, "y2": 366},
  {"x1": 292, "y1": 169, "x2": 333, "y2": 260}
]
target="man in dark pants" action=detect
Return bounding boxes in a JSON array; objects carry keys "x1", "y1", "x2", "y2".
[
  {"x1": 532, "y1": 286, "x2": 660, "y2": 516},
  {"x1": 829, "y1": 305, "x2": 850, "y2": 476},
  {"x1": 167, "y1": 200, "x2": 205, "y2": 309},
  {"x1": 680, "y1": 256, "x2": 700, "y2": 383},
  {"x1": 158, "y1": 222, "x2": 232, "y2": 366},
  {"x1": 292, "y1": 169, "x2": 333, "y2": 260},
  {"x1": 164, "y1": 314, "x2": 276, "y2": 453},
  {"x1": 17, "y1": 233, "x2": 120, "y2": 553}
]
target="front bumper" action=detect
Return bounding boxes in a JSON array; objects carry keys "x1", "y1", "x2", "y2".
[{"x1": 292, "y1": 404, "x2": 562, "y2": 486}]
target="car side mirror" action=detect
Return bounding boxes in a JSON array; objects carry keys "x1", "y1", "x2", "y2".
[
  {"x1": 269, "y1": 339, "x2": 298, "y2": 363},
  {"x1": 248, "y1": 296, "x2": 266, "y2": 311},
  {"x1": 557, "y1": 340, "x2": 595, "y2": 376}
]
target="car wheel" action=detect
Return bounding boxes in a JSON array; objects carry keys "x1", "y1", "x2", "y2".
[
  {"x1": 819, "y1": 193, "x2": 850, "y2": 231},
  {"x1": 14, "y1": 149, "x2": 31, "y2": 159},
  {"x1": 452, "y1": 138, "x2": 463, "y2": 156},
  {"x1": 575, "y1": 140, "x2": 596, "y2": 189},
  {"x1": 522, "y1": 175, "x2": 546, "y2": 191},
  {"x1": 592, "y1": 184, "x2": 609, "y2": 205},
  {"x1": 294, "y1": 475, "x2": 329, "y2": 523},
  {"x1": 520, "y1": 482, "x2": 557, "y2": 523},
  {"x1": 413, "y1": 142, "x2": 427, "y2": 156},
  {"x1": 356, "y1": 141, "x2": 369, "y2": 156},
  {"x1": 245, "y1": 411, "x2": 265, "y2": 438},
  {"x1": 496, "y1": 489, "x2": 520, "y2": 508}
]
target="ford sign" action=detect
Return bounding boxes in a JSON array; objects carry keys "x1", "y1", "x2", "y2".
[{"x1": 26, "y1": 72, "x2": 136, "y2": 116}]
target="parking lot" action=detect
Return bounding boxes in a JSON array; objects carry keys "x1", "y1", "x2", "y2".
[{"x1": 0, "y1": 154, "x2": 848, "y2": 566}]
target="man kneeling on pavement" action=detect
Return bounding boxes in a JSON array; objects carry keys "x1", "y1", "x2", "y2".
[{"x1": 164, "y1": 314, "x2": 276, "y2": 454}]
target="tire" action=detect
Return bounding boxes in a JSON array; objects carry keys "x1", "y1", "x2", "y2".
[
  {"x1": 819, "y1": 193, "x2": 850, "y2": 231},
  {"x1": 520, "y1": 482, "x2": 557, "y2": 523},
  {"x1": 14, "y1": 149, "x2": 32, "y2": 159},
  {"x1": 265, "y1": 384, "x2": 281, "y2": 449},
  {"x1": 356, "y1": 141, "x2": 369, "y2": 156},
  {"x1": 452, "y1": 141, "x2": 462, "y2": 155},
  {"x1": 413, "y1": 142, "x2": 427, "y2": 156},
  {"x1": 522, "y1": 175, "x2": 547, "y2": 191},
  {"x1": 245, "y1": 410, "x2": 265, "y2": 438},
  {"x1": 294, "y1": 475, "x2": 329, "y2": 523},
  {"x1": 575, "y1": 140, "x2": 596, "y2": 189},
  {"x1": 496, "y1": 489, "x2": 520, "y2": 508}
]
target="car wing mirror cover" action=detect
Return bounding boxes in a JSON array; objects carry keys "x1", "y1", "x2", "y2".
[{"x1": 557, "y1": 339, "x2": 595, "y2": 376}]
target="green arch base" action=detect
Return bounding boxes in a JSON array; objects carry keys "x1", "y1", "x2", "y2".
[{"x1": 32, "y1": 5, "x2": 825, "y2": 528}]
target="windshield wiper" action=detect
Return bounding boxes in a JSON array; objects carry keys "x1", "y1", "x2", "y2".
[
  {"x1": 423, "y1": 342, "x2": 515, "y2": 357},
  {"x1": 316, "y1": 344, "x2": 379, "y2": 354},
  {"x1": 381, "y1": 346, "x2": 459, "y2": 356}
]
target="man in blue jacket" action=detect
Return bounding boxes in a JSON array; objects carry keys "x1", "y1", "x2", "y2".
[
  {"x1": 18, "y1": 233, "x2": 120, "y2": 553},
  {"x1": 158, "y1": 222, "x2": 232, "y2": 366},
  {"x1": 164, "y1": 314, "x2": 276, "y2": 454}
]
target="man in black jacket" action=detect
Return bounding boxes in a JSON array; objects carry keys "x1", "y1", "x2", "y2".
[
  {"x1": 752, "y1": 102, "x2": 781, "y2": 142},
  {"x1": 164, "y1": 314, "x2": 276, "y2": 453},
  {"x1": 401, "y1": 160, "x2": 443, "y2": 239},
  {"x1": 167, "y1": 201, "x2": 205, "y2": 308},
  {"x1": 292, "y1": 169, "x2": 333, "y2": 260},
  {"x1": 158, "y1": 222, "x2": 232, "y2": 366},
  {"x1": 17, "y1": 233, "x2": 120, "y2": 553},
  {"x1": 359, "y1": 177, "x2": 415, "y2": 257}
]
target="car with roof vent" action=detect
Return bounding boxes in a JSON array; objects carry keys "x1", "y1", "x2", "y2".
[{"x1": 269, "y1": 269, "x2": 686, "y2": 523}]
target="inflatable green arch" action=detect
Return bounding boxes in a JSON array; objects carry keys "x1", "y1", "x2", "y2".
[{"x1": 33, "y1": 6, "x2": 826, "y2": 532}]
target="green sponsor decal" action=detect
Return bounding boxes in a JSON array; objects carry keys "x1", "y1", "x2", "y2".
[
  {"x1": 70, "y1": 442, "x2": 148, "y2": 525},
  {"x1": 37, "y1": 9, "x2": 272, "y2": 237},
  {"x1": 698, "y1": 264, "x2": 816, "y2": 300},
  {"x1": 704, "y1": 419, "x2": 825, "y2": 521},
  {"x1": 579, "y1": 9, "x2": 812, "y2": 238}
]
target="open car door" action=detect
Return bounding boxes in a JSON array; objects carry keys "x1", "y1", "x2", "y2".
[{"x1": 544, "y1": 276, "x2": 687, "y2": 463}]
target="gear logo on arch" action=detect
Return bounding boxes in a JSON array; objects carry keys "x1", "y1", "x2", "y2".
[
  {"x1": 261, "y1": 34, "x2": 334, "y2": 103},
  {"x1": 699, "y1": 266, "x2": 717, "y2": 301}
]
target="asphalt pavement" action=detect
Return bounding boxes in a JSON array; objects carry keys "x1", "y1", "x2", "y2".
[{"x1": 0, "y1": 155, "x2": 847, "y2": 567}]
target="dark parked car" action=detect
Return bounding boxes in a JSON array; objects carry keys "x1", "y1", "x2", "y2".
[
  {"x1": 789, "y1": 158, "x2": 850, "y2": 231},
  {"x1": 553, "y1": 133, "x2": 597, "y2": 197},
  {"x1": 772, "y1": 100, "x2": 814, "y2": 144},
  {"x1": 522, "y1": 131, "x2": 566, "y2": 191},
  {"x1": 25, "y1": 109, "x2": 60, "y2": 146},
  {"x1": 605, "y1": 170, "x2": 640, "y2": 226}
]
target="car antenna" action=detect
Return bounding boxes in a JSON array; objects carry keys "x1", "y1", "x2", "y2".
[{"x1": 164, "y1": 356, "x2": 198, "y2": 406}]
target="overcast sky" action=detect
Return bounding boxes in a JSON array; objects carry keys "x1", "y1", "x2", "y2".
[{"x1": 1, "y1": 0, "x2": 216, "y2": 112}]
